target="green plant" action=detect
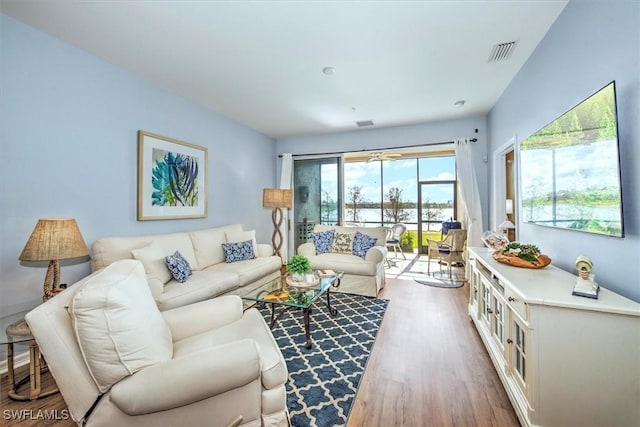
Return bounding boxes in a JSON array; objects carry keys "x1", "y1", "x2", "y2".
[
  {"x1": 501, "y1": 242, "x2": 541, "y2": 262},
  {"x1": 400, "y1": 231, "x2": 415, "y2": 252},
  {"x1": 287, "y1": 254, "x2": 311, "y2": 274}
]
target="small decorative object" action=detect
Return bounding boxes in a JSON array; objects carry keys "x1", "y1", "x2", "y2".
[
  {"x1": 572, "y1": 255, "x2": 599, "y2": 299},
  {"x1": 492, "y1": 242, "x2": 551, "y2": 269},
  {"x1": 286, "y1": 254, "x2": 311, "y2": 281},
  {"x1": 481, "y1": 230, "x2": 509, "y2": 251},
  {"x1": 138, "y1": 131, "x2": 208, "y2": 220}
]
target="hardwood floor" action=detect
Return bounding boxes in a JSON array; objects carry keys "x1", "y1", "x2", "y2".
[
  {"x1": 1, "y1": 276, "x2": 519, "y2": 426},
  {"x1": 347, "y1": 277, "x2": 520, "y2": 427}
]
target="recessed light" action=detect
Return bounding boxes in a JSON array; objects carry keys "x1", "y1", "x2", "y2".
[
  {"x1": 454, "y1": 100, "x2": 466, "y2": 108},
  {"x1": 322, "y1": 66, "x2": 335, "y2": 75}
]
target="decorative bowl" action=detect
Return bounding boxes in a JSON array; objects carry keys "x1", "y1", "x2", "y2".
[
  {"x1": 286, "y1": 274, "x2": 320, "y2": 289},
  {"x1": 481, "y1": 230, "x2": 510, "y2": 251},
  {"x1": 492, "y1": 252, "x2": 551, "y2": 269}
]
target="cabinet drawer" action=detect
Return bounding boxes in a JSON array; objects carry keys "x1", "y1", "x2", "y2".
[{"x1": 504, "y1": 287, "x2": 528, "y2": 321}]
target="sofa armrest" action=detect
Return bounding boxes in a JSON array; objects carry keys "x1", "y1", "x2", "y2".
[
  {"x1": 365, "y1": 246, "x2": 387, "y2": 264},
  {"x1": 297, "y1": 242, "x2": 316, "y2": 257},
  {"x1": 110, "y1": 339, "x2": 260, "y2": 415},
  {"x1": 256, "y1": 243, "x2": 274, "y2": 257},
  {"x1": 162, "y1": 295, "x2": 243, "y2": 341}
]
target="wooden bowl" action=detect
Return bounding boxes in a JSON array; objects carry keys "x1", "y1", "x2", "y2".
[{"x1": 492, "y1": 252, "x2": 551, "y2": 269}]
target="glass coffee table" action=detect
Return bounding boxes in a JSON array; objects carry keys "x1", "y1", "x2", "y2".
[{"x1": 242, "y1": 272, "x2": 343, "y2": 349}]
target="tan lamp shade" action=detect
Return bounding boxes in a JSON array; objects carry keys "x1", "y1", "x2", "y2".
[
  {"x1": 19, "y1": 218, "x2": 89, "y2": 301},
  {"x1": 263, "y1": 188, "x2": 292, "y2": 209},
  {"x1": 19, "y1": 218, "x2": 89, "y2": 262}
]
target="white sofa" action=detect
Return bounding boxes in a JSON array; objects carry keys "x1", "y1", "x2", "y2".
[
  {"x1": 297, "y1": 224, "x2": 387, "y2": 297},
  {"x1": 91, "y1": 224, "x2": 281, "y2": 311},
  {"x1": 25, "y1": 260, "x2": 289, "y2": 427}
]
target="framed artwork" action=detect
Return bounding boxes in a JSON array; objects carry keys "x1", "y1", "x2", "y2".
[{"x1": 137, "y1": 131, "x2": 208, "y2": 220}]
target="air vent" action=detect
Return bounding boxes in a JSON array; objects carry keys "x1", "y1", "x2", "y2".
[
  {"x1": 488, "y1": 40, "x2": 518, "y2": 62},
  {"x1": 356, "y1": 120, "x2": 374, "y2": 127}
]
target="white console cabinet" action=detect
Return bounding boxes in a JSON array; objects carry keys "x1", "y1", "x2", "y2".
[{"x1": 467, "y1": 247, "x2": 640, "y2": 427}]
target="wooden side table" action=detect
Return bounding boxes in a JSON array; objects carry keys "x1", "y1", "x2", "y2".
[{"x1": 2, "y1": 311, "x2": 59, "y2": 401}]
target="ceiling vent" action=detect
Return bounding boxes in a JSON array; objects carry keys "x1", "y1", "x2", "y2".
[
  {"x1": 488, "y1": 40, "x2": 518, "y2": 62},
  {"x1": 356, "y1": 120, "x2": 374, "y2": 127}
]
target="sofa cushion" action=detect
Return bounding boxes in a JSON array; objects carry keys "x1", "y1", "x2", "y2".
[
  {"x1": 222, "y1": 240, "x2": 256, "y2": 263},
  {"x1": 225, "y1": 229, "x2": 258, "y2": 256},
  {"x1": 312, "y1": 230, "x2": 334, "y2": 254},
  {"x1": 172, "y1": 308, "x2": 287, "y2": 390},
  {"x1": 307, "y1": 253, "x2": 378, "y2": 276},
  {"x1": 331, "y1": 232, "x2": 354, "y2": 254},
  {"x1": 207, "y1": 255, "x2": 281, "y2": 286},
  {"x1": 131, "y1": 241, "x2": 172, "y2": 284},
  {"x1": 352, "y1": 231, "x2": 378, "y2": 258},
  {"x1": 165, "y1": 251, "x2": 192, "y2": 283},
  {"x1": 69, "y1": 260, "x2": 173, "y2": 393},
  {"x1": 158, "y1": 271, "x2": 240, "y2": 312},
  {"x1": 189, "y1": 224, "x2": 242, "y2": 269}
]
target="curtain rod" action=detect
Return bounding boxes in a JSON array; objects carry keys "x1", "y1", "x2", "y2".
[{"x1": 277, "y1": 137, "x2": 477, "y2": 158}]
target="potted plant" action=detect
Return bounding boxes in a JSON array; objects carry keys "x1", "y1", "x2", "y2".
[{"x1": 287, "y1": 254, "x2": 312, "y2": 281}]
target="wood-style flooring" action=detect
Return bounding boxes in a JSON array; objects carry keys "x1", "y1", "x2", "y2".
[{"x1": 1, "y1": 277, "x2": 519, "y2": 426}]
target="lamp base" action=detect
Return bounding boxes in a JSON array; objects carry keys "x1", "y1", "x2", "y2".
[
  {"x1": 43, "y1": 260, "x2": 64, "y2": 301},
  {"x1": 271, "y1": 208, "x2": 284, "y2": 260}
]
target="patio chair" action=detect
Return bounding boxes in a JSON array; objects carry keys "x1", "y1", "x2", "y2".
[
  {"x1": 427, "y1": 229, "x2": 467, "y2": 278},
  {"x1": 386, "y1": 223, "x2": 407, "y2": 264}
]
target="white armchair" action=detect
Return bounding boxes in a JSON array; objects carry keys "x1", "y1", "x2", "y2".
[{"x1": 25, "y1": 260, "x2": 289, "y2": 427}]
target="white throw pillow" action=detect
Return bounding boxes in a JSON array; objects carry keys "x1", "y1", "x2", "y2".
[
  {"x1": 226, "y1": 229, "x2": 258, "y2": 255},
  {"x1": 131, "y1": 241, "x2": 172, "y2": 284},
  {"x1": 69, "y1": 259, "x2": 173, "y2": 392}
]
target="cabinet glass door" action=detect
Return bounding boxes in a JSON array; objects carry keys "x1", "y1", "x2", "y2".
[
  {"x1": 492, "y1": 294, "x2": 505, "y2": 348},
  {"x1": 513, "y1": 319, "x2": 527, "y2": 385}
]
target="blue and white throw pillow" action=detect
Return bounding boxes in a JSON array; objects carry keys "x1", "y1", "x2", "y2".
[
  {"x1": 312, "y1": 230, "x2": 335, "y2": 254},
  {"x1": 352, "y1": 231, "x2": 378, "y2": 258},
  {"x1": 222, "y1": 240, "x2": 256, "y2": 263},
  {"x1": 165, "y1": 251, "x2": 192, "y2": 283}
]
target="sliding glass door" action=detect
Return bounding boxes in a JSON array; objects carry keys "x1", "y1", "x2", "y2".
[
  {"x1": 417, "y1": 156, "x2": 457, "y2": 253},
  {"x1": 293, "y1": 157, "x2": 342, "y2": 249}
]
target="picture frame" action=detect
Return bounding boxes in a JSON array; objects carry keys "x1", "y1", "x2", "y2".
[{"x1": 137, "y1": 131, "x2": 208, "y2": 220}]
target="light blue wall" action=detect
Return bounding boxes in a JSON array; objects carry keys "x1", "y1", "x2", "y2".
[
  {"x1": 488, "y1": 0, "x2": 640, "y2": 301},
  {"x1": 277, "y1": 116, "x2": 490, "y2": 230},
  {"x1": 0, "y1": 15, "x2": 277, "y2": 315}
]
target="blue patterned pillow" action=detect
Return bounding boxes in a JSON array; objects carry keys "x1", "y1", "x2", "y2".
[
  {"x1": 352, "y1": 231, "x2": 378, "y2": 258},
  {"x1": 222, "y1": 240, "x2": 256, "y2": 263},
  {"x1": 312, "y1": 230, "x2": 335, "y2": 254},
  {"x1": 165, "y1": 251, "x2": 192, "y2": 283}
]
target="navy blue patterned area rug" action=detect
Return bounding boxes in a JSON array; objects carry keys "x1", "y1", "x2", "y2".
[{"x1": 258, "y1": 292, "x2": 388, "y2": 427}]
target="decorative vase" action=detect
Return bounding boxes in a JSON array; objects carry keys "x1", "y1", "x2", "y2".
[
  {"x1": 304, "y1": 273, "x2": 315, "y2": 283},
  {"x1": 292, "y1": 272, "x2": 304, "y2": 282}
]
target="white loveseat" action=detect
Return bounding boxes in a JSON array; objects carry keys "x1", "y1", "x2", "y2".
[
  {"x1": 91, "y1": 224, "x2": 281, "y2": 311},
  {"x1": 297, "y1": 224, "x2": 387, "y2": 297},
  {"x1": 25, "y1": 260, "x2": 289, "y2": 427}
]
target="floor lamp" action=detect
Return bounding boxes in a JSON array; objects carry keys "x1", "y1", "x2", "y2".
[
  {"x1": 19, "y1": 218, "x2": 89, "y2": 301},
  {"x1": 263, "y1": 188, "x2": 292, "y2": 260}
]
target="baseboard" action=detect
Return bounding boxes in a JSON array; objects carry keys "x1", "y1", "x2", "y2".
[{"x1": 0, "y1": 351, "x2": 30, "y2": 375}]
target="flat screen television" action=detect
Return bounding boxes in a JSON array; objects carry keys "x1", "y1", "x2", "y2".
[{"x1": 519, "y1": 81, "x2": 624, "y2": 237}]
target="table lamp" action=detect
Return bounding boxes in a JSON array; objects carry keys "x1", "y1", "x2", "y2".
[
  {"x1": 263, "y1": 188, "x2": 292, "y2": 259},
  {"x1": 19, "y1": 218, "x2": 89, "y2": 301}
]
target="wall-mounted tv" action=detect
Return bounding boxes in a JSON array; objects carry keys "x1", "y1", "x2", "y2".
[{"x1": 519, "y1": 81, "x2": 624, "y2": 237}]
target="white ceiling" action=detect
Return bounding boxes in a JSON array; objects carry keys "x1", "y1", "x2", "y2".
[{"x1": 2, "y1": 0, "x2": 568, "y2": 139}]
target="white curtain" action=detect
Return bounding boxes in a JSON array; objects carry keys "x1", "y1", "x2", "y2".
[
  {"x1": 279, "y1": 153, "x2": 293, "y2": 262},
  {"x1": 454, "y1": 139, "x2": 484, "y2": 248}
]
